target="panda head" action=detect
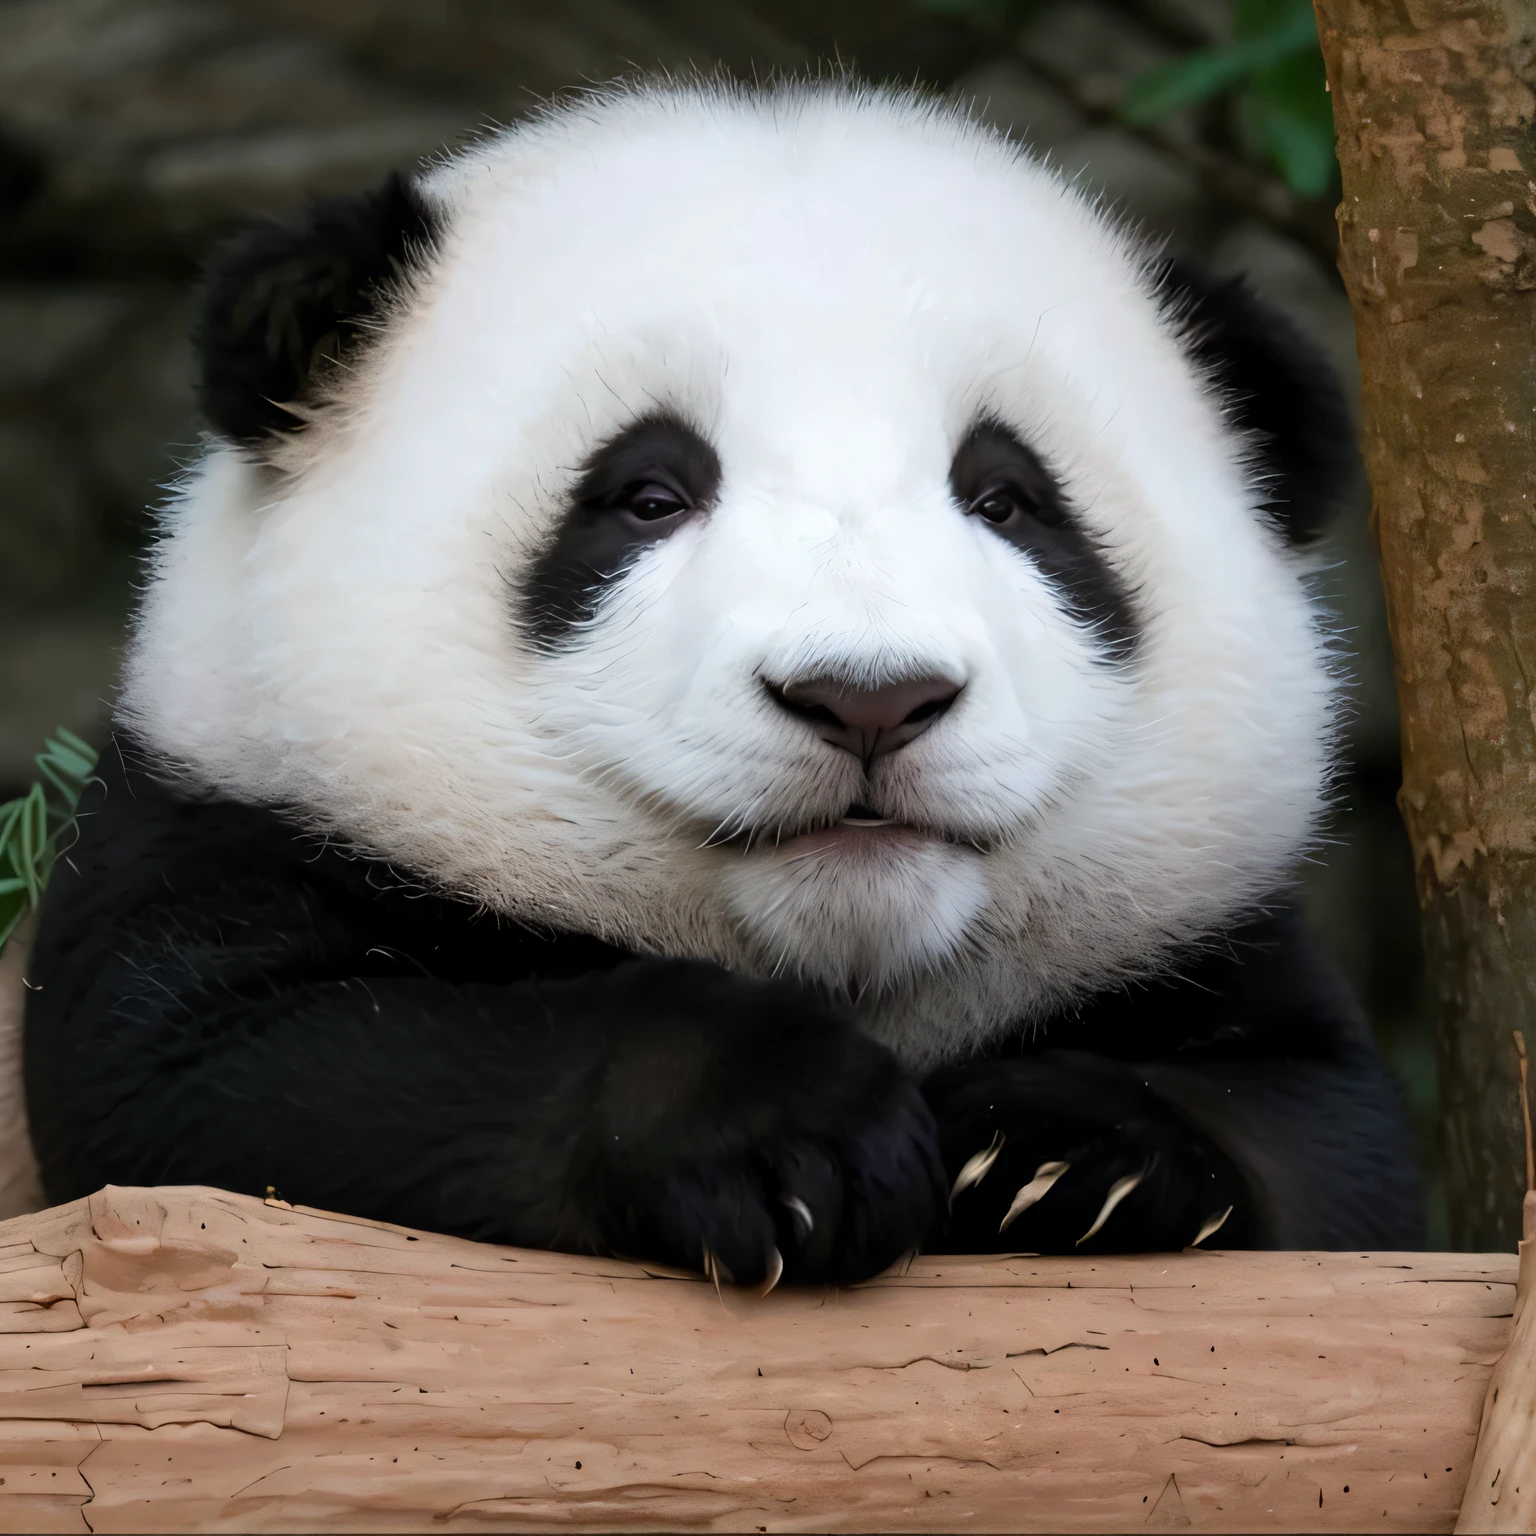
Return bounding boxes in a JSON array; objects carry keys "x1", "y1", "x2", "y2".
[{"x1": 122, "y1": 79, "x2": 1354, "y2": 1066}]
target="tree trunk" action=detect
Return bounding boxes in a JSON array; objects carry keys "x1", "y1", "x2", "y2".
[{"x1": 1313, "y1": 0, "x2": 1536, "y2": 1251}]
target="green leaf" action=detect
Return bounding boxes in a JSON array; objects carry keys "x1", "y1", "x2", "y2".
[
  {"x1": 0, "y1": 729, "x2": 99, "y2": 959},
  {"x1": 18, "y1": 789, "x2": 47, "y2": 909},
  {"x1": 0, "y1": 800, "x2": 24, "y2": 860},
  {"x1": 32, "y1": 729, "x2": 99, "y2": 814},
  {"x1": 38, "y1": 746, "x2": 94, "y2": 796},
  {"x1": 50, "y1": 727, "x2": 94, "y2": 756},
  {"x1": 1233, "y1": 0, "x2": 1314, "y2": 40},
  {"x1": 1120, "y1": 5, "x2": 1319, "y2": 123},
  {"x1": 1121, "y1": 49, "x2": 1256, "y2": 122},
  {"x1": 1244, "y1": 49, "x2": 1338, "y2": 196}
]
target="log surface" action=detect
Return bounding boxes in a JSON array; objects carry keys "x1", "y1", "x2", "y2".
[
  {"x1": 0, "y1": 1187, "x2": 1515, "y2": 1534},
  {"x1": 1457, "y1": 1193, "x2": 1536, "y2": 1533},
  {"x1": 0, "y1": 918, "x2": 44, "y2": 1225}
]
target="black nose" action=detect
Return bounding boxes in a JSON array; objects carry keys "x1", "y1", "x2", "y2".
[{"x1": 766, "y1": 673, "x2": 962, "y2": 762}]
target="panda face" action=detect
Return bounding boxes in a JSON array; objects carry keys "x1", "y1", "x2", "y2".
[
  {"x1": 123, "y1": 83, "x2": 1342, "y2": 1066},
  {"x1": 514, "y1": 383, "x2": 1132, "y2": 997}
]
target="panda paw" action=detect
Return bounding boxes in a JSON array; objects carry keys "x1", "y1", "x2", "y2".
[
  {"x1": 923, "y1": 1052, "x2": 1251, "y2": 1254},
  {"x1": 580, "y1": 963, "x2": 946, "y2": 1286}
]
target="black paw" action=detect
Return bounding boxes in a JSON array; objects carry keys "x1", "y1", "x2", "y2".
[
  {"x1": 923, "y1": 1053, "x2": 1252, "y2": 1254},
  {"x1": 577, "y1": 963, "x2": 946, "y2": 1285}
]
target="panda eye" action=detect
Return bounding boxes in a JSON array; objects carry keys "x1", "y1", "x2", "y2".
[
  {"x1": 969, "y1": 487, "x2": 1025, "y2": 526},
  {"x1": 964, "y1": 478, "x2": 1071, "y2": 533},
  {"x1": 616, "y1": 480, "x2": 691, "y2": 523}
]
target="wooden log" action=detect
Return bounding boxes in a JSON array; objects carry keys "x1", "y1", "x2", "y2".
[
  {"x1": 1456, "y1": 1192, "x2": 1536, "y2": 1533},
  {"x1": 0, "y1": 1187, "x2": 1515, "y2": 1533},
  {"x1": 0, "y1": 916, "x2": 44, "y2": 1225}
]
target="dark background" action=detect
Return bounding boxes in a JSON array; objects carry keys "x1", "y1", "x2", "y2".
[{"x1": 0, "y1": 0, "x2": 1441, "y2": 1241}]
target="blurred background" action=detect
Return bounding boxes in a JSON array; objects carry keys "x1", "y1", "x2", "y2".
[{"x1": 0, "y1": 0, "x2": 1443, "y2": 1240}]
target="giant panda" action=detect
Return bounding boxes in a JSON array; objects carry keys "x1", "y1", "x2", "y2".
[{"x1": 23, "y1": 78, "x2": 1424, "y2": 1284}]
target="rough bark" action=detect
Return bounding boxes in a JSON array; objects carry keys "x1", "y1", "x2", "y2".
[
  {"x1": 0, "y1": 1186, "x2": 1514, "y2": 1533},
  {"x1": 1313, "y1": 0, "x2": 1536, "y2": 1250}
]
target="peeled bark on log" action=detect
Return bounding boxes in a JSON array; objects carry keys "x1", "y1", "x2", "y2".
[
  {"x1": 1312, "y1": 0, "x2": 1536, "y2": 1251},
  {"x1": 1456, "y1": 1191, "x2": 1536, "y2": 1533},
  {"x1": 0, "y1": 1186, "x2": 1515, "y2": 1533}
]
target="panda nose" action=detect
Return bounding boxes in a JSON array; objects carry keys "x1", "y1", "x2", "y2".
[{"x1": 766, "y1": 673, "x2": 963, "y2": 762}]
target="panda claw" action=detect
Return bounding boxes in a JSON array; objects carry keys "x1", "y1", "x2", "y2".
[
  {"x1": 1076, "y1": 1162, "x2": 1149, "y2": 1246},
  {"x1": 780, "y1": 1193, "x2": 814, "y2": 1241},
  {"x1": 1190, "y1": 1204, "x2": 1234, "y2": 1248},
  {"x1": 757, "y1": 1245, "x2": 784, "y2": 1296},
  {"x1": 702, "y1": 1242, "x2": 734, "y2": 1299},
  {"x1": 949, "y1": 1129, "x2": 1005, "y2": 1206},
  {"x1": 998, "y1": 1159, "x2": 1071, "y2": 1233}
]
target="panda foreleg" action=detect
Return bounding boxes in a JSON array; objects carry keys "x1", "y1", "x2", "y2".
[
  {"x1": 924, "y1": 1045, "x2": 1424, "y2": 1254},
  {"x1": 924, "y1": 1052, "x2": 1255, "y2": 1255},
  {"x1": 28, "y1": 938, "x2": 946, "y2": 1285}
]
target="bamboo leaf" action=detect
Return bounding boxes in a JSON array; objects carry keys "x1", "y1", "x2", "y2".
[
  {"x1": 0, "y1": 800, "x2": 25, "y2": 860},
  {"x1": 0, "y1": 729, "x2": 99, "y2": 959},
  {"x1": 50, "y1": 727, "x2": 94, "y2": 756},
  {"x1": 33, "y1": 729, "x2": 100, "y2": 812},
  {"x1": 1122, "y1": 48, "x2": 1259, "y2": 122},
  {"x1": 14, "y1": 788, "x2": 47, "y2": 908},
  {"x1": 1120, "y1": 6, "x2": 1319, "y2": 123},
  {"x1": 1244, "y1": 51, "x2": 1337, "y2": 197}
]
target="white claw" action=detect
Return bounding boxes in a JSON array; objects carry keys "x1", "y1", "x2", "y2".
[
  {"x1": 781, "y1": 1194, "x2": 814, "y2": 1239},
  {"x1": 949, "y1": 1130, "x2": 1006, "y2": 1206},
  {"x1": 1077, "y1": 1164, "x2": 1148, "y2": 1246},
  {"x1": 702, "y1": 1243, "x2": 731, "y2": 1302},
  {"x1": 999, "y1": 1160, "x2": 1072, "y2": 1233},
  {"x1": 758, "y1": 1246, "x2": 784, "y2": 1297},
  {"x1": 1190, "y1": 1204, "x2": 1234, "y2": 1249}
]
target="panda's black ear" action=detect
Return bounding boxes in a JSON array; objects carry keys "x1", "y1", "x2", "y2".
[
  {"x1": 1155, "y1": 258, "x2": 1358, "y2": 545},
  {"x1": 194, "y1": 172, "x2": 442, "y2": 450}
]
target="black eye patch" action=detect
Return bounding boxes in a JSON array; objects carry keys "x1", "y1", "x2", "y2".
[
  {"x1": 950, "y1": 419, "x2": 1138, "y2": 662},
  {"x1": 518, "y1": 413, "x2": 722, "y2": 651}
]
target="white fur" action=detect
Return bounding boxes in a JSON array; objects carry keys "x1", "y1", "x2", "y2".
[{"x1": 121, "y1": 81, "x2": 1337, "y2": 1070}]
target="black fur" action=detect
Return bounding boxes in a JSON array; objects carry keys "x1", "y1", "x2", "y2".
[
  {"x1": 520, "y1": 413, "x2": 723, "y2": 650},
  {"x1": 523, "y1": 409, "x2": 1140, "y2": 660},
  {"x1": 932, "y1": 912, "x2": 1422, "y2": 1251},
  {"x1": 1157, "y1": 259, "x2": 1358, "y2": 545},
  {"x1": 24, "y1": 741, "x2": 1423, "y2": 1279},
  {"x1": 195, "y1": 172, "x2": 442, "y2": 448},
  {"x1": 951, "y1": 418, "x2": 1138, "y2": 660}
]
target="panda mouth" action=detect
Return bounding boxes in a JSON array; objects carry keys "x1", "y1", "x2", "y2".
[
  {"x1": 837, "y1": 803, "x2": 899, "y2": 829},
  {"x1": 700, "y1": 802, "x2": 994, "y2": 854}
]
